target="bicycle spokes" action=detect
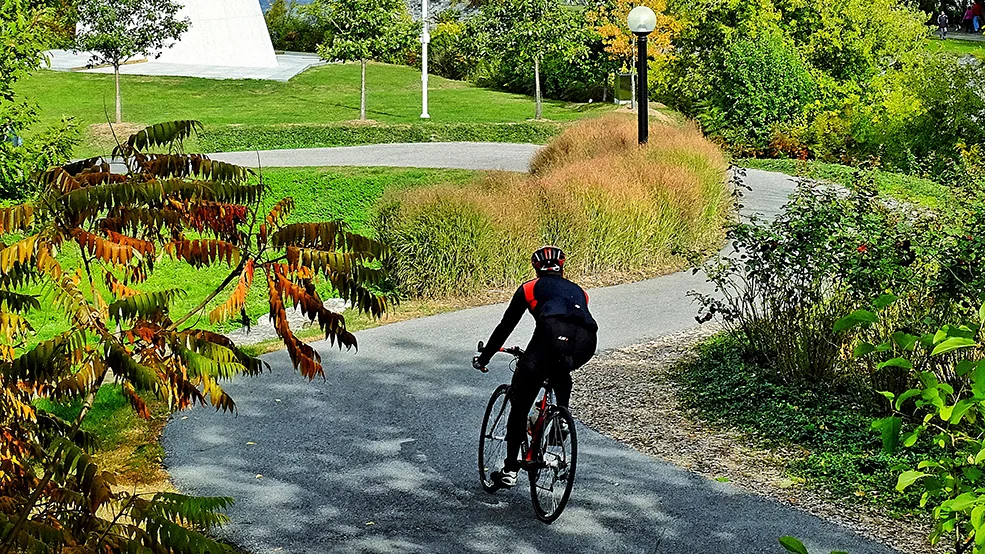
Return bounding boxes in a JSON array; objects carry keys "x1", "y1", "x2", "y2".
[{"x1": 529, "y1": 409, "x2": 577, "y2": 523}]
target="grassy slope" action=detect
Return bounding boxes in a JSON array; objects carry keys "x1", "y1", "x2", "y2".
[
  {"x1": 17, "y1": 62, "x2": 613, "y2": 155},
  {"x1": 739, "y1": 158, "x2": 949, "y2": 208}
]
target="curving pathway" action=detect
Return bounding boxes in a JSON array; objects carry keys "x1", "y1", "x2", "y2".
[
  {"x1": 210, "y1": 143, "x2": 543, "y2": 172},
  {"x1": 163, "y1": 145, "x2": 900, "y2": 554}
]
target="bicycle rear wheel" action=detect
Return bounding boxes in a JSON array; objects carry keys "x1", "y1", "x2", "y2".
[
  {"x1": 478, "y1": 384, "x2": 511, "y2": 493},
  {"x1": 528, "y1": 406, "x2": 577, "y2": 523}
]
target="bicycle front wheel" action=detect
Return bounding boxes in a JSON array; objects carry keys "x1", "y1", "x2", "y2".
[
  {"x1": 529, "y1": 406, "x2": 577, "y2": 523},
  {"x1": 478, "y1": 384, "x2": 511, "y2": 493}
]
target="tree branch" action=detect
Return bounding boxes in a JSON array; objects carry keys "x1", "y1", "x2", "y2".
[{"x1": 169, "y1": 257, "x2": 247, "y2": 330}]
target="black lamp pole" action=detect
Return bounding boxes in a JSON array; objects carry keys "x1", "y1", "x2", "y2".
[{"x1": 635, "y1": 32, "x2": 649, "y2": 145}]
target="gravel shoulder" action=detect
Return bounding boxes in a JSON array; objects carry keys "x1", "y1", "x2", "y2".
[{"x1": 572, "y1": 326, "x2": 939, "y2": 554}]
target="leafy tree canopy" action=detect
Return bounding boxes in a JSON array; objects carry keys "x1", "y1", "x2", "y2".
[
  {"x1": 474, "y1": 0, "x2": 582, "y2": 63},
  {"x1": 74, "y1": 0, "x2": 190, "y2": 68},
  {"x1": 584, "y1": 0, "x2": 681, "y2": 72},
  {"x1": 0, "y1": 0, "x2": 52, "y2": 102},
  {"x1": 311, "y1": 0, "x2": 416, "y2": 63}
]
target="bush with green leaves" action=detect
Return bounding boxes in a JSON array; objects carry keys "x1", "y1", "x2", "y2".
[
  {"x1": 265, "y1": 0, "x2": 325, "y2": 53},
  {"x1": 422, "y1": 10, "x2": 478, "y2": 81},
  {"x1": 0, "y1": 110, "x2": 80, "y2": 202},
  {"x1": 703, "y1": 33, "x2": 816, "y2": 148},
  {"x1": 0, "y1": 0, "x2": 80, "y2": 201},
  {"x1": 657, "y1": 0, "x2": 974, "y2": 171},
  {"x1": 693, "y1": 176, "x2": 927, "y2": 385},
  {"x1": 842, "y1": 297, "x2": 985, "y2": 553}
]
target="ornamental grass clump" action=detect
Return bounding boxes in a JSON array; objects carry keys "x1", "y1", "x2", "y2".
[{"x1": 375, "y1": 115, "x2": 731, "y2": 298}]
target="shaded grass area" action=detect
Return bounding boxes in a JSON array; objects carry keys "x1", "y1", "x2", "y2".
[
  {"x1": 676, "y1": 334, "x2": 924, "y2": 514},
  {"x1": 35, "y1": 385, "x2": 170, "y2": 486},
  {"x1": 738, "y1": 158, "x2": 948, "y2": 208},
  {"x1": 16, "y1": 63, "x2": 614, "y2": 157}
]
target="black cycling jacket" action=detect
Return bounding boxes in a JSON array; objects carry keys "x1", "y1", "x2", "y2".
[{"x1": 477, "y1": 273, "x2": 598, "y2": 367}]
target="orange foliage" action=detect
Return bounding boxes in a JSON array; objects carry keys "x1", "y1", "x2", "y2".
[{"x1": 584, "y1": 0, "x2": 681, "y2": 69}]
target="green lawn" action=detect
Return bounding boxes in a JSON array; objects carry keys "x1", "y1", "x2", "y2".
[
  {"x1": 739, "y1": 158, "x2": 949, "y2": 208},
  {"x1": 18, "y1": 166, "x2": 478, "y2": 344},
  {"x1": 17, "y1": 62, "x2": 613, "y2": 156},
  {"x1": 926, "y1": 37, "x2": 985, "y2": 58}
]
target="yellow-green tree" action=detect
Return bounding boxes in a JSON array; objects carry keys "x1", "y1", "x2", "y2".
[{"x1": 585, "y1": 0, "x2": 680, "y2": 73}]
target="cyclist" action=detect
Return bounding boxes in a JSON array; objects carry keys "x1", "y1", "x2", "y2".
[{"x1": 472, "y1": 246, "x2": 598, "y2": 488}]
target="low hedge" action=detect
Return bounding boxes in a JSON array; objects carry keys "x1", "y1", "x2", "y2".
[{"x1": 199, "y1": 122, "x2": 566, "y2": 152}]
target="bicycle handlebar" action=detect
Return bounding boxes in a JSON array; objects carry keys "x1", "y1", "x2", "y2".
[{"x1": 473, "y1": 341, "x2": 524, "y2": 372}]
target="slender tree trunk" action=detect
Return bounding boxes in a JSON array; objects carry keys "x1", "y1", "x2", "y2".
[
  {"x1": 534, "y1": 56, "x2": 542, "y2": 120},
  {"x1": 114, "y1": 64, "x2": 122, "y2": 124},
  {"x1": 360, "y1": 59, "x2": 367, "y2": 121}
]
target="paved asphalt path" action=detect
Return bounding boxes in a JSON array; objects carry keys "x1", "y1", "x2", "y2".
[
  {"x1": 163, "y1": 147, "x2": 900, "y2": 554},
  {"x1": 210, "y1": 143, "x2": 541, "y2": 172}
]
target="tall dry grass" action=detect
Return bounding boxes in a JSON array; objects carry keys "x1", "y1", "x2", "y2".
[{"x1": 374, "y1": 114, "x2": 731, "y2": 298}]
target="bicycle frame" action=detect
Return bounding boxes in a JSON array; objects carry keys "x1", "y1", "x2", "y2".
[
  {"x1": 477, "y1": 341, "x2": 555, "y2": 469},
  {"x1": 523, "y1": 388, "x2": 554, "y2": 467},
  {"x1": 476, "y1": 340, "x2": 577, "y2": 522}
]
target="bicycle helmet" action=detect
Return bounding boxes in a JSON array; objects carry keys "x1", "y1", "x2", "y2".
[{"x1": 531, "y1": 246, "x2": 566, "y2": 274}]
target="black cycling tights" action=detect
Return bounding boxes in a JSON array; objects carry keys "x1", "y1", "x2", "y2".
[{"x1": 504, "y1": 318, "x2": 597, "y2": 472}]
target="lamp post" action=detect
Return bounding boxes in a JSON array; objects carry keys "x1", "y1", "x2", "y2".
[
  {"x1": 628, "y1": 6, "x2": 656, "y2": 145},
  {"x1": 421, "y1": 0, "x2": 431, "y2": 119}
]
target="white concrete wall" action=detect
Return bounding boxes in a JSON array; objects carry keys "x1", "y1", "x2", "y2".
[{"x1": 157, "y1": 0, "x2": 278, "y2": 68}]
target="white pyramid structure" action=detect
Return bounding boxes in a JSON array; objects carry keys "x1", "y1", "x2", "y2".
[{"x1": 156, "y1": 0, "x2": 278, "y2": 68}]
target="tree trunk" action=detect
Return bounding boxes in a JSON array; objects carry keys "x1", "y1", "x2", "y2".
[
  {"x1": 534, "y1": 56, "x2": 542, "y2": 120},
  {"x1": 114, "y1": 65, "x2": 122, "y2": 124},
  {"x1": 360, "y1": 59, "x2": 367, "y2": 121}
]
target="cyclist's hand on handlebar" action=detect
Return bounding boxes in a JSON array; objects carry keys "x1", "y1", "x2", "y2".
[{"x1": 472, "y1": 356, "x2": 488, "y2": 373}]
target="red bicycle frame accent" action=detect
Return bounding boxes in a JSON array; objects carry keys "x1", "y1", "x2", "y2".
[{"x1": 525, "y1": 391, "x2": 551, "y2": 462}]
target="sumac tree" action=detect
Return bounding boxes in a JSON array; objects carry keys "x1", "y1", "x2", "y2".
[{"x1": 0, "y1": 121, "x2": 393, "y2": 553}]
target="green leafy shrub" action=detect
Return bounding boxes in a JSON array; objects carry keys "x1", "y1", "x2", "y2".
[
  {"x1": 841, "y1": 298, "x2": 985, "y2": 552},
  {"x1": 265, "y1": 0, "x2": 325, "y2": 53},
  {"x1": 693, "y1": 178, "x2": 927, "y2": 384},
  {"x1": 198, "y1": 122, "x2": 565, "y2": 152},
  {"x1": 847, "y1": 53, "x2": 985, "y2": 176},
  {"x1": 712, "y1": 34, "x2": 816, "y2": 147},
  {"x1": 0, "y1": 113, "x2": 80, "y2": 201},
  {"x1": 425, "y1": 12, "x2": 477, "y2": 81}
]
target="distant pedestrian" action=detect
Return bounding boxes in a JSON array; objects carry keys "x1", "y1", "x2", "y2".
[
  {"x1": 965, "y1": 6, "x2": 975, "y2": 31},
  {"x1": 973, "y1": 1, "x2": 982, "y2": 31},
  {"x1": 939, "y1": 11, "x2": 950, "y2": 38}
]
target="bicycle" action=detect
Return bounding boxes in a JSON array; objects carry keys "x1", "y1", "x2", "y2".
[{"x1": 474, "y1": 341, "x2": 578, "y2": 524}]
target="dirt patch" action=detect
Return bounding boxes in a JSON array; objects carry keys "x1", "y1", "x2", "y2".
[
  {"x1": 88, "y1": 122, "x2": 147, "y2": 150},
  {"x1": 572, "y1": 326, "x2": 940, "y2": 554},
  {"x1": 96, "y1": 402, "x2": 175, "y2": 495}
]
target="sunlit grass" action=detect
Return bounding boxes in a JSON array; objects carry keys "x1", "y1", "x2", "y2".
[{"x1": 16, "y1": 62, "x2": 615, "y2": 156}]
